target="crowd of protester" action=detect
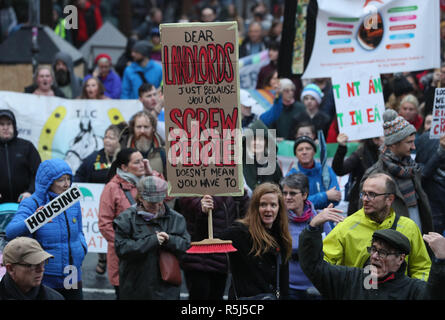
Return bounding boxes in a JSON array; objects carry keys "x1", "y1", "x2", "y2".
[{"x1": 1, "y1": 0, "x2": 445, "y2": 301}]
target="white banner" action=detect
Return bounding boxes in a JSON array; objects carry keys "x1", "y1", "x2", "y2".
[
  {"x1": 78, "y1": 183, "x2": 107, "y2": 253},
  {"x1": 303, "y1": 0, "x2": 440, "y2": 79},
  {"x1": 0, "y1": 91, "x2": 142, "y2": 173},
  {"x1": 331, "y1": 66, "x2": 385, "y2": 140}
]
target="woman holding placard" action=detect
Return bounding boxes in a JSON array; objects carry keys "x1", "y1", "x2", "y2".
[{"x1": 5, "y1": 158, "x2": 88, "y2": 300}]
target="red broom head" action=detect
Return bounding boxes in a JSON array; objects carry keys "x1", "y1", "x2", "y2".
[{"x1": 186, "y1": 238, "x2": 237, "y2": 254}]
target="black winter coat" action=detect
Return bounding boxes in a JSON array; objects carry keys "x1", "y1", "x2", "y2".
[
  {"x1": 178, "y1": 195, "x2": 249, "y2": 274},
  {"x1": 0, "y1": 273, "x2": 64, "y2": 300},
  {"x1": 332, "y1": 142, "x2": 379, "y2": 215},
  {"x1": 113, "y1": 205, "x2": 191, "y2": 300},
  {"x1": 73, "y1": 149, "x2": 111, "y2": 183},
  {"x1": 0, "y1": 110, "x2": 41, "y2": 203},
  {"x1": 299, "y1": 227, "x2": 445, "y2": 300},
  {"x1": 221, "y1": 222, "x2": 289, "y2": 299},
  {"x1": 415, "y1": 131, "x2": 445, "y2": 234}
]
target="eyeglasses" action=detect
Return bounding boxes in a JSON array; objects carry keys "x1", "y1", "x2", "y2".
[
  {"x1": 15, "y1": 261, "x2": 46, "y2": 271},
  {"x1": 360, "y1": 191, "x2": 391, "y2": 200},
  {"x1": 367, "y1": 246, "x2": 399, "y2": 259},
  {"x1": 283, "y1": 191, "x2": 302, "y2": 197}
]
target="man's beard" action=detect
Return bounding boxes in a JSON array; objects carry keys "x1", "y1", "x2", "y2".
[
  {"x1": 134, "y1": 135, "x2": 152, "y2": 153},
  {"x1": 364, "y1": 204, "x2": 390, "y2": 224},
  {"x1": 55, "y1": 69, "x2": 70, "y2": 86}
]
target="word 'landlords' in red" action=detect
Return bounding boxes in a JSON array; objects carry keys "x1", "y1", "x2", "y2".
[{"x1": 163, "y1": 43, "x2": 235, "y2": 85}]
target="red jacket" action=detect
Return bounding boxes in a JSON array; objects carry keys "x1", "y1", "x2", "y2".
[
  {"x1": 98, "y1": 175, "x2": 137, "y2": 286},
  {"x1": 76, "y1": 1, "x2": 103, "y2": 44},
  {"x1": 409, "y1": 114, "x2": 423, "y2": 131}
]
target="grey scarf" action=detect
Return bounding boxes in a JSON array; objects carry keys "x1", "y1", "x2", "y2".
[
  {"x1": 117, "y1": 168, "x2": 141, "y2": 186},
  {"x1": 137, "y1": 204, "x2": 165, "y2": 221}
]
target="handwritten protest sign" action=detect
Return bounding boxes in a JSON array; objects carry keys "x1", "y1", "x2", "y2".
[
  {"x1": 161, "y1": 22, "x2": 243, "y2": 196},
  {"x1": 430, "y1": 88, "x2": 445, "y2": 139},
  {"x1": 25, "y1": 186, "x2": 82, "y2": 233},
  {"x1": 331, "y1": 67, "x2": 385, "y2": 140}
]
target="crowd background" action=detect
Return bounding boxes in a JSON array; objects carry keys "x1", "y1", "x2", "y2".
[{"x1": 1, "y1": 0, "x2": 445, "y2": 301}]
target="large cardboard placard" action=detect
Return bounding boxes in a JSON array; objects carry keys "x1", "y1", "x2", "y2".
[
  {"x1": 331, "y1": 67, "x2": 385, "y2": 140},
  {"x1": 430, "y1": 88, "x2": 445, "y2": 139},
  {"x1": 25, "y1": 186, "x2": 82, "y2": 233},
  {"x1": 302, "y1": 0, "x2": 440, "y2": 79},
  {"x1": 161, "y1": 22, "x2": 243, "y2": 196}
]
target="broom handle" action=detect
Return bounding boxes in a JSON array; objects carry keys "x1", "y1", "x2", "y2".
[{"x1": 208, "y1": 209, "x2": 213, "y2": 239}]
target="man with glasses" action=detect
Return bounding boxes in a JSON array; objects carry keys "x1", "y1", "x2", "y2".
[
  {"x1": 299, "y1": 217, "x2": 445, "y2": 299},
  {"x1": 0, "y1": 237, "x2": 64, "y2": 300},
  {"x1": 322, "y1": 172, "x2": 431, "y2": 280}
]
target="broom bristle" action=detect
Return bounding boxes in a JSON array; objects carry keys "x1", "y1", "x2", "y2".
[
  {"x1": 187, "y1": 243, "x2": 237, "y2": 254},
  {"x1": 186, "y1": 238, "x2": 237, "y2": 254}
]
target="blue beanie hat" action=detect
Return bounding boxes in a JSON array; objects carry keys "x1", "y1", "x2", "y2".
[{"x1": 300, "y1": 83, "x2": 324, "y2": 104}]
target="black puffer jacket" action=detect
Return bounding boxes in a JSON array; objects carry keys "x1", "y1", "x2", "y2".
[
  {"x1": 178, "y1": 195, "x2": 249, "y2": 274},
  {"x1": 0, "y1": 109, "x2": 41, "y2": 203}
]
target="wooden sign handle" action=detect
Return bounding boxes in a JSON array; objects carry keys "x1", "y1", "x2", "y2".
[{"x1": 208, "y1": 209, "x2": 213, "y2": 239}]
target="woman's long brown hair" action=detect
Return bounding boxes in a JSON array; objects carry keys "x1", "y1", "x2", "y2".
[{"x1": 238, "y1": 182, "x2": 292, "y2": 262}]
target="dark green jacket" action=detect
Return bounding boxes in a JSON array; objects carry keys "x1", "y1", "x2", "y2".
[
  {"x1": 299, "y1": 227, "x2": 445, "y2": 300},
  {"x1": 113, "y1": 205, "x2": 190, "y2": 300}
]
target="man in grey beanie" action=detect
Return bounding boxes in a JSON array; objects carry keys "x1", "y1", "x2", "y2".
[
  {"x1": 121, "y1": 40, "x2": 162, "y2": 99},
  {"x1": 360, "y1": 109, "x2": 443, "y2": 235}
]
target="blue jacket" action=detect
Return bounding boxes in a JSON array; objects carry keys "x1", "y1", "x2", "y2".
[
  {"x1": 120, "y1": 60, "x2": 163, "y2": 99},
  {"x1": 287, "y1": 161, "x2": 340, "y2": 210},
  {"x1": 84, "y1": 70, "x2": 122, "y2": 99},
  {"x1": 6, "y1": 159, "x2": 87, "y2": 288}
]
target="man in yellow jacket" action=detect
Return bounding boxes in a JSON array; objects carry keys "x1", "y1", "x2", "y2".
[{"x1": 323, "y1": 172, "x2": 431, "y2": 280}]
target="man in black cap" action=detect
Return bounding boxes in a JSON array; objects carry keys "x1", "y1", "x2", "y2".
[
  {"x1": 287, "y1": 136, "x2": 341, "y2": 210},
  {"x1": 323, "y1": 172, "x2": 431, "y2": 281},
  {"x1": 0, "y1": 106, "x2": 41, "y2": 204},
  {"x1": 298, "y1": 208, "x2": 445, "y2": 299},
  {"x1": 0, "y1": 237, "x2": 64, "y2": 300},
  {"x1": 121, "y1": 40, "x2": 163, "y2": 99}
]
